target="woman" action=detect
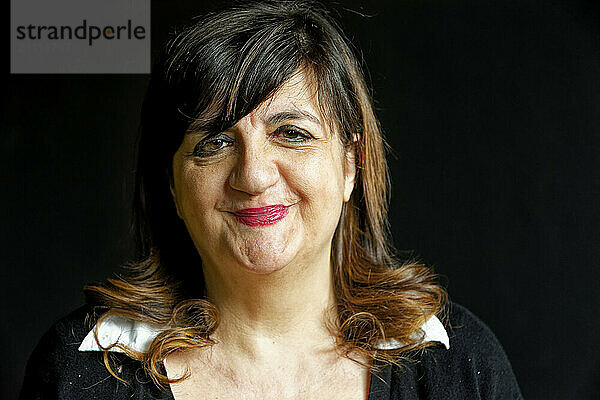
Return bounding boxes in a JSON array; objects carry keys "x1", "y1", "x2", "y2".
[{"x1": 20, "y1": 1, "x2": 522, "y2": 399}]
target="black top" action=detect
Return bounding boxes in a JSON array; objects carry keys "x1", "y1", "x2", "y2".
[{"x1": 19, "y1": 303, "x2": 522, "y2": 399}]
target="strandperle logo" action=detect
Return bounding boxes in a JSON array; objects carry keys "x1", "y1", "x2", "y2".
[
  {"x1": 15, "y1": 19, "x2": 146, "y2": 46},
  {"x1": 11, "y1": 0, "x2": 150, "y2": 74}
]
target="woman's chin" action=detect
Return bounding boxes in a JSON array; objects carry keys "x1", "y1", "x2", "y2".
[
  {"x1": 214, "y1": 223, "x2": 306, "y2": 275},
  {"x1": 231, "y1": 244, "x2": 297, "y2": 275},
  {"x1": 236, "y1": 259, "x2": 290, "y2": 275}
]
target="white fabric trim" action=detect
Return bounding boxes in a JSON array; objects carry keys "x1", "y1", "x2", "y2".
[
  {"x1": 374, "y1": 315, "x2": 450, "y2": 350},
  {"x1": 79, "y1": 314, "x2": 449, "y2": 353},
  {"x1": 78, "y1": 315, "x2": 165, "y2": 353}
]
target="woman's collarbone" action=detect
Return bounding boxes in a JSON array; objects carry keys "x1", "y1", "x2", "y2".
[{"x1": 167, "y1": 351, "x2": 368, "y2": 400}]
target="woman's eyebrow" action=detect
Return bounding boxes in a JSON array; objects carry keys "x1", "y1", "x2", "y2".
[{"x1": 265, "y1": 109, "x2": 322, "y2": 126}]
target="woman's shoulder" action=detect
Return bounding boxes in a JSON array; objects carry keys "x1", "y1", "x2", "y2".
[
  {"x1": 385, "y1": 302, "x2": 523, "y2": 400},
  {"x1": 30, "y1": 305, "x2": 92, "y2": 351},
  {"x1": 444, "y1": 302, "x2": 513, "y2": 360},
  {"x1": 19, "y1": 305, "x2": 169, "y2": 400}
]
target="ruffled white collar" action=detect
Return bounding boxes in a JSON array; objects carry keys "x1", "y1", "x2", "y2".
[{"x1": 78, "y1": 314, "x2": 450, "y2": 353}]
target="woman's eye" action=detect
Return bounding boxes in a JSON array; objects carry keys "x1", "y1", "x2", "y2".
[
  {"x1": 273, "y1": 125, "x2": 313, "y2": 142},
  {"x1": 192, "y1": 135, "x2": 233, "y2": 157}
]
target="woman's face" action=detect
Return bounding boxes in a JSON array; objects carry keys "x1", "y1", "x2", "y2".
[{"x1": 170, "y1": 71, "x2": 356, "y2": 276}]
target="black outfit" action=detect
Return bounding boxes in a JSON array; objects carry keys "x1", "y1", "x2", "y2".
[{"x1": 19, "y1": 303, "x2": 522, "y2": 399}]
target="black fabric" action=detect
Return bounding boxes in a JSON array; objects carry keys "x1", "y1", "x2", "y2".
[
  {"x1": 19, "y1": 303, "x2": 522, "y2": 399},
  {"x1": 368, "y1": 303, "x2": 523, "y2": 399},
  {"x1": 18, "y1": 306, "x2": 170, "y2": 400}
]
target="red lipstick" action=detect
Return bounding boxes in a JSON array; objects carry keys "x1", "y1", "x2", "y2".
[{"x1": 234, "y1": 204, "x2": 290, "y2": 227}]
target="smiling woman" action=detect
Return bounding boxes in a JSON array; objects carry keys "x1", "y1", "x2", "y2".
[
  {"x1": 171, "y1": 71, "x2": 354, "y2": 276},
  {"x1": 19, "y1": 1, "x2": 522, "y2": 399}
]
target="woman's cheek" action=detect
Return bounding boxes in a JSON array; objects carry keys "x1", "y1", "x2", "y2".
[
  {"x1": 288, "y1": 153, "x2": 344, "y2": 211},
  {"x1": 179, "y1": 166, "x2": 218, "y2": 219}
]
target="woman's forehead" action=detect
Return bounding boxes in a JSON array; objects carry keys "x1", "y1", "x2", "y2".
[
  {"x1": 185, "y1": 68, "x2": 337, "y2": 137},
  {"x1": 254, "y1": 71, "x2": 322, "y2": 122},
  {"x1": 236, "y1": 69, "x2": 340, "y2": 138}
]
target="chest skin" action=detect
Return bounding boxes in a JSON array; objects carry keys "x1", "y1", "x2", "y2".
[{"x1": 164, "y1": 346, "x2": 370, "y2": 400}]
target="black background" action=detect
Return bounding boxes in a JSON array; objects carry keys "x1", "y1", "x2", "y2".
[{"x1": 4, "y1": 1, "x2": 599, "y2": 399}]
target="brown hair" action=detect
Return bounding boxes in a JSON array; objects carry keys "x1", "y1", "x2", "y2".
[{"x1": 85, "y1": 0, "x2": 447, "y2": 388}]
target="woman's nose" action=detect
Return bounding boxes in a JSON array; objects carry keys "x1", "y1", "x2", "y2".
[{"x1": 228, "y1": 140, "x2": 279, "y2": 196}]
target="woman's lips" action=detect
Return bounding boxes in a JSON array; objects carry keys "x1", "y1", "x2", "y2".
[{"x1": 233, "y1": 204, "x2": 290, "y2": 227}]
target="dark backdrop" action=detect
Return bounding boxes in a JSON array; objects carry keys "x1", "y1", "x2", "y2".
[{"x1": 4, "y1": 1, "x2": 599, "y2": 399}]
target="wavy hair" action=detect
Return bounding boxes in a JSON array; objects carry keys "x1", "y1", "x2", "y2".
[{"x1": 85, "y1": 0, "x2": 447, "y2": 388}]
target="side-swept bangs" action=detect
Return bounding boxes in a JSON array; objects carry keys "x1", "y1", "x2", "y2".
[{"x1": 162, "y1": 1, "x2": 362, "y2": 143}]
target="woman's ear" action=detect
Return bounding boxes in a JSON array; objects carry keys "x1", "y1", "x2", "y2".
[{"x1": 343, "y1": 143, "x2": 357, "y2": 202}]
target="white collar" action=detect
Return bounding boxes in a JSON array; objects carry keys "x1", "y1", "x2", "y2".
[
  {"x1": 373, "y1": 315, "x2": 450, "y2": 350},
  {"x1": 79, "y1": 314, "x2": 449, "y2": 353}
]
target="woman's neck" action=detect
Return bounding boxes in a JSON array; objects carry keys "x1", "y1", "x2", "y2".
[{"x1": 201, "y1": 255, "x2": 338, "y2": 360}]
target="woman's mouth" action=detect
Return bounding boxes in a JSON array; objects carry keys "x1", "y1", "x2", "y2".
[{"x1": 233, "y1": 204, "x2": 290, "y2": 227}]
